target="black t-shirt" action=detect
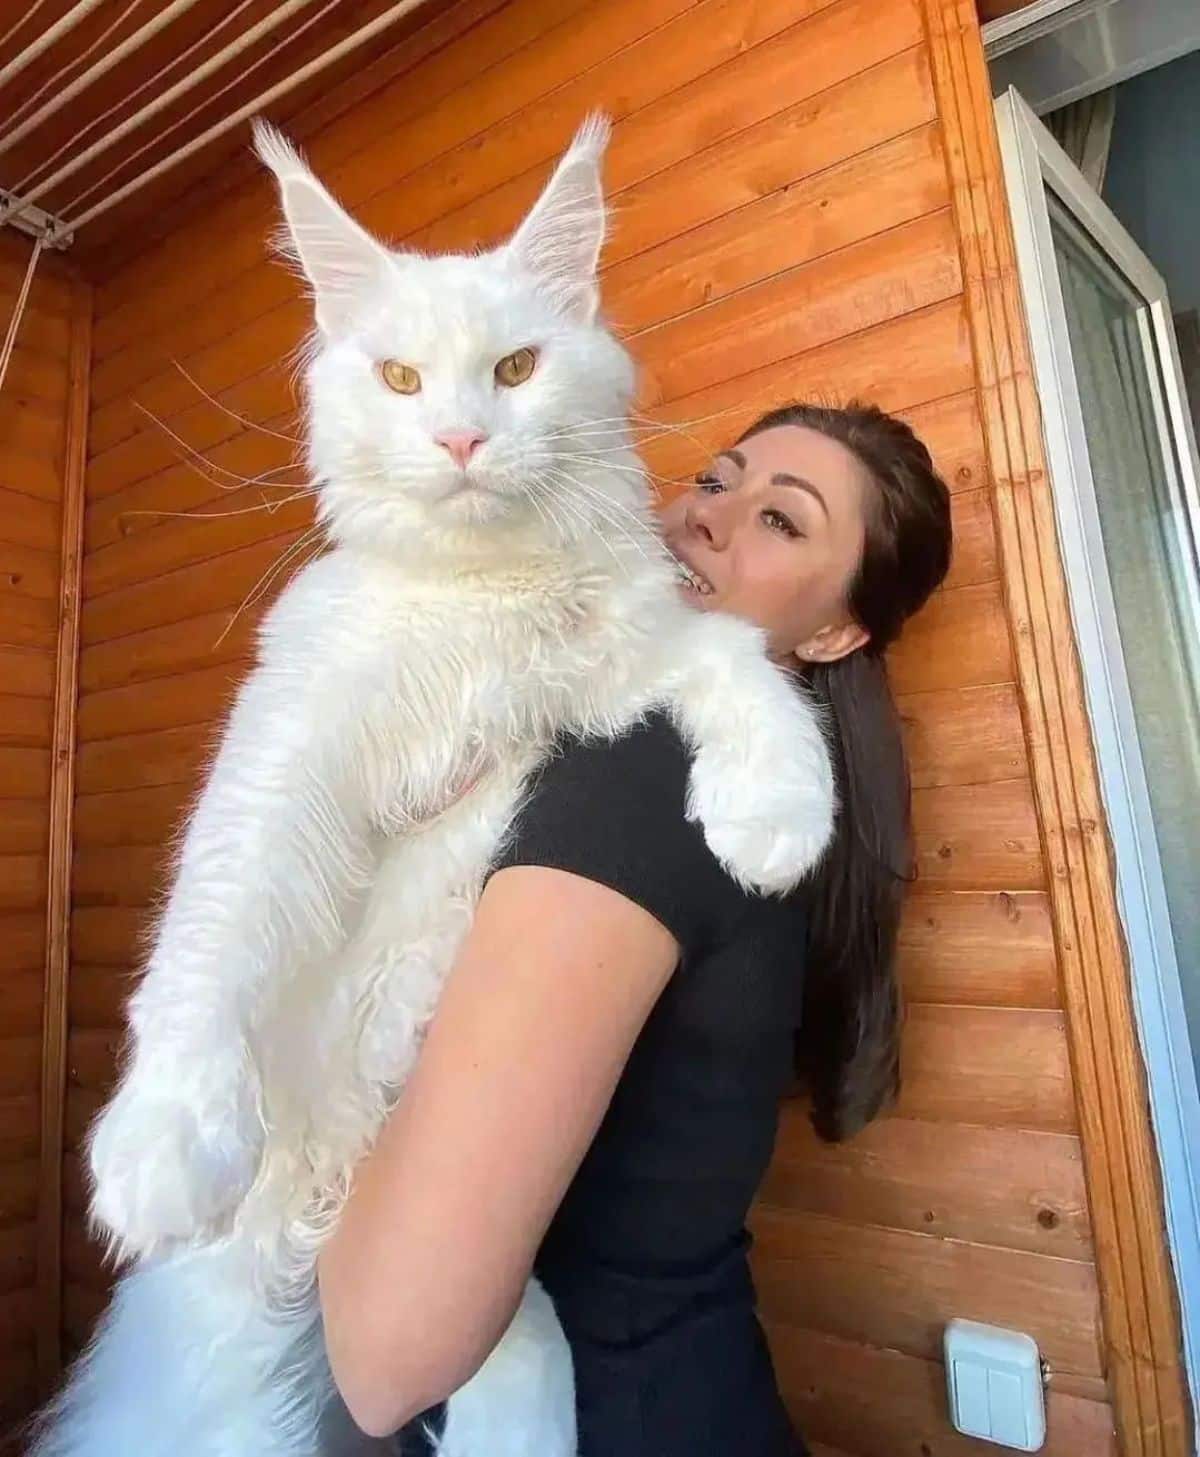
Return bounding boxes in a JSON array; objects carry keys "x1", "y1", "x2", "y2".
[
  {"x1": 401, "y1": 716, "x2": 809, "y2": 1455},
  {"x1": 489, "y1": 712, "x2": 808, "y2": 1274}
]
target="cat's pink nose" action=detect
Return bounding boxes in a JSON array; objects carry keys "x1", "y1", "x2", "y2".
[{"x1": 434, "y1": 430, "x2": 488, "y2": 470}]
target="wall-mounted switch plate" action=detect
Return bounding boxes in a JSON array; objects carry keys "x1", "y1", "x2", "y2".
[{"x1": 945, "y1": 1318, "x2": 1046, "y2": 1451}]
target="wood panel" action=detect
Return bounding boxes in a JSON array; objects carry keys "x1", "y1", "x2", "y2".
[
  {"x1": 0, "y1": 235, "x2": 77, "y2": 1425},
  {"x1": 762, "y1": 1112, "x2": 1090, "y2": 1259},
  {"x1": 751, "y1": 1205, "x2": 1103, "y2": 1378},
  {"x1": 768, "y1": 1323, "x2": 1117, "y2": 1457},
  {"x1": 60, "y1": 0, "x2": 1134, "y2": 1446},
  {"x1": 898, "y1": 889, "x2": 1059, "y2": 1007},
  {"x1": 76, "y1": 665, "x2": 241, "y2": 743},
  {"x1": 921, "y1": 1, "x2": 1192, "y2": 1449},
  {"x1": 897, "y1": 1005, "x2": 1074, "y2": 1131},
  {"x1": 911, "y1": 777, "x2": 1044, "y2": 891},
  {"x1": 67, "y1": 967, "x2": 138, "y2": 1035}
]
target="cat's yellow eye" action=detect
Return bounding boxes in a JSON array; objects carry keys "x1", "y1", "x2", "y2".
[
  {"x1": 495, "y1": 347, "x2": 538, "y2": 388},
  {"x1": 380, "y1": 360, "x2": 422, "y2": 395}
]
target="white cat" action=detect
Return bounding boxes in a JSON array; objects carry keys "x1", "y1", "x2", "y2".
[{"x1": 32, "y1": 118, "x2": 833, "y2": 1457}]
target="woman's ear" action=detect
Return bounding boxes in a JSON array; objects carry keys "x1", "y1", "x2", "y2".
[{"x1": 794, "y1": 620, "x2": 870, "y2": 665}]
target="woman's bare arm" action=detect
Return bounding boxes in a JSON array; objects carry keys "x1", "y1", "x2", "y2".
[{"x1": 318, "y1": 864, "x2": 679, "y2": 1437}]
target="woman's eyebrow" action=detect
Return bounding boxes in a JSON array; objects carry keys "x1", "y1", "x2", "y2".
[{"x1": 771, "y1": 473, "x2": 829, "y2": 519}]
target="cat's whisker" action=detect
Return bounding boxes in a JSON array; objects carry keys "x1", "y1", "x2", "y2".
[
  {"x1": 540, "y1": 460, "x2": 660, "y2": 524},
  {"x1": 214, "y1": 524, "x2": 327, "y2": 648},
  {"x1": 133, "y1": 401, "x2": 307, "y2": 494},
  {"x1": 169, "y1": 360, "x2": 302, "y2": 444},
  {"x1": 550, "y1": 453, "x2": 685, "y2": 499},
  {"x1": 526, "y1": 479, "x2": 581, "y2": 554},
  {"x1": 548, "y1": 450, "x2": 671, "y2": 485},
  {"x1": 529, "y1": 476, "x2": 630, "y2": 582},
  {"x1": 538, "y1": 469, "x2": 658, "y2": 571},
  {"x1": 121, "y1": 488, "x2": 321, "y2": 525}
]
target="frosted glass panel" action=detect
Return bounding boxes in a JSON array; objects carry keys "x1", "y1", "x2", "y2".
[{"x1": 1051, "y1": 195, "x2": 1200, "y2": 1080}]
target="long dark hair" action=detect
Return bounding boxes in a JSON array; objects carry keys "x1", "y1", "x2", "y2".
[{"x1": 735, "y1": 402, "x2": 952, "y2": 1142}]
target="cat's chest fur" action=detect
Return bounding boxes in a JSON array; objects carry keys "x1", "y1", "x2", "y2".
[{"x1": 266, "y1": 543, "x2": 662, "y2": 732}]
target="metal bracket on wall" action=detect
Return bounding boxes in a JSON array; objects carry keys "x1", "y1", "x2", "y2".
[{"x1": 0, "y1": 190, "x2": 73, "y2": 250}]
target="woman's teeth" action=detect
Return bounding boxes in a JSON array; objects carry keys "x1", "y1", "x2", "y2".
[{"x1": 676, "y1": 561, "x2": 713, "y2": 595}]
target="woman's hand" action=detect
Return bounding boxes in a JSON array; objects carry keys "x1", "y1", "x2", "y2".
[{"x1": 317, "y1": 864, "x2": 678, "y2": 1438}]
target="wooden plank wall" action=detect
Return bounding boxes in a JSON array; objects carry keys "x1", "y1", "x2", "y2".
[
  {"x1": 65, "y1": 0, "x2": 1119, "y2": 1449},
  {"x1": 0, "y1": 235, "x2": 75, "y2": 1437}
]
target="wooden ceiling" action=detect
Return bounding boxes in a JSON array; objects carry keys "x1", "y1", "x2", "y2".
[{"x1": 0, "y1": 0, "x2": 477, "y2": 275}]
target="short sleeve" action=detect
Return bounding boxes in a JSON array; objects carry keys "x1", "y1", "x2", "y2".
[{"x1": 488, "y1": 714, "x2": 746, "y2": 954}]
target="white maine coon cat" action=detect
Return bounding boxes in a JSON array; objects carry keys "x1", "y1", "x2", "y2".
[{"x1": 32, "y1": 118, "x2": 834, "y2": 1457}]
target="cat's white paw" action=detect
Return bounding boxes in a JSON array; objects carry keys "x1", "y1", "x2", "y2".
[
  {"x1": 688, "y1": 732, "x2": 834, "y2": 895},
  {"x1": 88, "y1": 1057, "x2": 262, "y2": 1259}
]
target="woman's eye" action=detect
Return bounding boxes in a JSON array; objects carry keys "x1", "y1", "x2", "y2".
[
  {"x1": 694, "y1": 474, "x2": 724, "y2": 493},
  {"x1": 762, "y1": 508, "x2": 800, "y2": 538},
  {"x1": 379, "y1": 360, "x2": 421, "y2": 395},
  {"x1": 495, "y1": 347, "x2": 538, "y2": 387}
]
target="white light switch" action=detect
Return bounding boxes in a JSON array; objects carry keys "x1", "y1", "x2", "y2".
[{"x1": 944, "y1": 1319, "x2": 1046, "y2": 1451}]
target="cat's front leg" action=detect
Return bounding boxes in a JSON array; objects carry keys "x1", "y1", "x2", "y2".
[
  {"x1": 89, "y1": 656, "x2": 378, "y2": 1261},
  {"x1": 668, "y1": 611, "x2": 836, "y2": 894}
]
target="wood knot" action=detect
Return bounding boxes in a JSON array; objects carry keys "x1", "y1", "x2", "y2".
[{"x1": 1037, "y1": 1207, "x2": 1060, "y2": 1230}]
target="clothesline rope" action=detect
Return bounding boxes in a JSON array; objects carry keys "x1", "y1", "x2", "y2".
[{"x1": 0, "y1": 235, "x2": 44, "y2": 396}]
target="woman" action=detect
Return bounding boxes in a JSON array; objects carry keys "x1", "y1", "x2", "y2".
[{"x1": 317, "y1": 401, "x2": 953, "y2": 1454}]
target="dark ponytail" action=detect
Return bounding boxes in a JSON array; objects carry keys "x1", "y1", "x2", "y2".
[{"x1": 735, "y1": 402, "x2": 953, "y2": 1142}]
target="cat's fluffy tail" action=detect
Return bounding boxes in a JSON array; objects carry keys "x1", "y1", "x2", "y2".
[{"x1": 25, "y1": 1241, "x2": 337, "y2": 1457}]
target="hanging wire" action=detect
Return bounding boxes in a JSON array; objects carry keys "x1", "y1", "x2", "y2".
[
  {"x1": 0, "y1": 236, "x2": 44, "y2": 395},
  {"x1": 59, "y1": 0, "x2": 346, "y2": 221},
  {"x1": 9, "y1": 0, "x2": 261, "y2": 195}
]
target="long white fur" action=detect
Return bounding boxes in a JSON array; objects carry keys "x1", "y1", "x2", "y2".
[{"x1": 30, "y1": 116, "x2": 834, "y2": 1457}]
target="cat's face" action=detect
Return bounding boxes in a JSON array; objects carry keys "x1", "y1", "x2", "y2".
[{"x1": 256, "y1": 118, "x2": 638, "y2": 557}]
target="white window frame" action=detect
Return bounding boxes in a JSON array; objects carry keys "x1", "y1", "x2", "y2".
[{"x1": 995, "y1": 84, "x2": 1200, "y2": 1412}]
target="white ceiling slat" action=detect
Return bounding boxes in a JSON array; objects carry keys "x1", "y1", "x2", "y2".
[
  {"x1": 0, "y1": 0, "x2": 436, "y2": 249},
  {"x1": 0, "y1": 0, "x2": 204, "y2": 160},
  {"x1": 0, "y1": 0, "x2": 436, "y2": 250},
  {"x1": 0, "y1": 0, "x2": 108, "y2": 90},
  {"x1": 0, "y1": 0, "x2": 324, "y2": 232},
  {"x1": 59, "y1": 0, "x2": 345, "y2": 223},
  {"x1": 58, "y1": 0, "x2": 432, "y2": 238},
  {"x1": 9, "y1": 0, "x2": 263, "y2": 204}
]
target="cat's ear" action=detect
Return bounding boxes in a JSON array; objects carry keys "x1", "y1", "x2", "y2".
[
  {"x1": 253, "y1": 120, "x2": 390, "y2": 338},
  {"x1": 507, "y1": 114, "x2": 610, "y2": 323}
]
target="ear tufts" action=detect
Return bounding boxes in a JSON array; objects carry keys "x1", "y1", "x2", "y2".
[
  {"x1": 251, "y1": 118, "x2": 309, "y2": 183},
  {"x1": 251, "y1": 117, "x2": 391, "y2": 339},
  {"x1": 507, "y1": 113, "x2": 612, "y2": 324}
]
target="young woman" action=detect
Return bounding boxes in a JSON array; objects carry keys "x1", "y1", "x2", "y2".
[{"x1": 316, "y1": 401, "x2": 953, "y2": 1455}]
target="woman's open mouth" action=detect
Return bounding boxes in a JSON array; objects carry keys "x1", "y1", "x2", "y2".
[{"x1": 674, "y1": 557, "x2": 714, "y2": 596}]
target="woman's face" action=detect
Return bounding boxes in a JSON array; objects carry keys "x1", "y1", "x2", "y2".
[{"x1": 660, "y1": 424, "x2": 873, "y2": 664}]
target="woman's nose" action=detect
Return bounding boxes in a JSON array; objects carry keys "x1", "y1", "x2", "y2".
[{"x1": 685, "y1": 491, "x2": 730, "y2": 548}]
